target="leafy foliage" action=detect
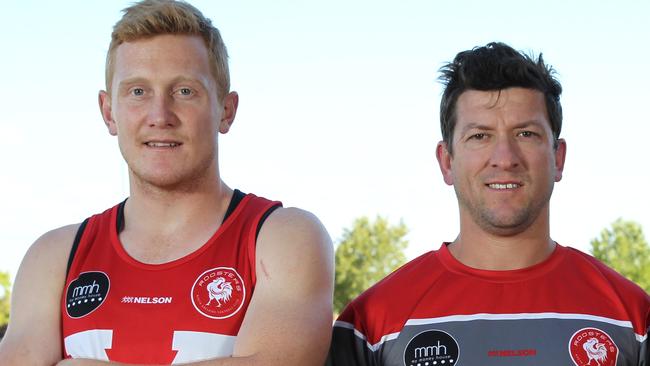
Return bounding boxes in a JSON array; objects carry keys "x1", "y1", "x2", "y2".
[
  {"x1": 334, "y1": 216, "x2": 408, "y2": 314},
  {"x1": 0, "y1": 271, "x2": 10, "y2": 327},
  {"x1": 590, "y1": 219, "x2": 650, "y2": 293}
]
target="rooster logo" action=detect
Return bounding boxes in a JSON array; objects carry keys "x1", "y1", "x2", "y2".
[
  {"x1": 569, "y1": 328, "x2": 618, "y2": 366},
  {"x1": 192, "y1": 267, "x2": 246, "y2": 319},
  {"x1": 582, "y1": 338, "x2": 607, "y2": 365},
  {"x1": 206, "y1": 277, "x2": 233, "y2": 307}
]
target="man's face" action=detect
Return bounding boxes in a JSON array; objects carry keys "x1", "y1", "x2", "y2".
[
  {"x1": 99, "y1": 34, "x2": 237, "y2": 190},
  {"x1": 437, "y1": 87, "x2": 566, "y2": 236}
]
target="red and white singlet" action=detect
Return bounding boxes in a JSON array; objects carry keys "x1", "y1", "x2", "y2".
[{"x1": 61, "y1": 191, "x2": 280, "y2": 364}]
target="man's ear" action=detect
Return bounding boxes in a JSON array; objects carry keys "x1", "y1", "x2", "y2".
[
  {"x1": 554, "y1": 138, "x2": 567, "y2": 182},
  {"x1": 99, "y1": 90, "x2": 117, "y2": 136},
  {"x1": 436, "y1": 141, "x2": 454, "y2": 186},
  {"x1": 219, "y1": 91, "x2": 239, "y2": 134}
]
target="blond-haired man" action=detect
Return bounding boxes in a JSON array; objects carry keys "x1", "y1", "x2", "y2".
[{"x1": 0, "y1": 1, "x2": 333, "y2": 365}]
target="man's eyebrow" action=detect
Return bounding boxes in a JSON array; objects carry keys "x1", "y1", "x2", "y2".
[
  {"x1": 458, "y1": 122, "x2": 491, "y2": 135},
  {"x1": 170, "y1": 76, "x2": 202, "y2": 84},
  {"x1": 117, "y1": 76, "x2": 208, "y2": 88},
  {"x1": 459, "y1": 120, "x2": 547, "y2": 134},
  {"x1": 167, "y1": 75, "x2": 213, "y2": 90},
  {"x1": 511, "y1": 120, "x2": 547, "y2": 129},
  {"x1": 116, "y1": 77, "x2": 148, "y2": 90}
]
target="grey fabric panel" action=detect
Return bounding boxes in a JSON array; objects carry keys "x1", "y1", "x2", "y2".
[
  {"x1": 329, "y1": 318, "x2": 645, "y2": 365},
  {"x1": 384, "y1": 318, "x2": 641, "y2": 366},
  {"x1": 327, "y1": 326, "x2": 377, "y2": 366}
]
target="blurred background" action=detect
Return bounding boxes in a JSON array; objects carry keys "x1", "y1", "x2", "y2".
[{"x1": 1, "y1": 0, "x2": 649, "y2": 329}]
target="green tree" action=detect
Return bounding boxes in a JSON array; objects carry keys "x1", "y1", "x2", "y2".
[
  {"x1": 334, "y1": 216, "x2": 408, "y2": 314},
  {"x1": 0, "y1": 271, "x2": 10, "y2": 327},
  {"x1": 590, "y1": 218, "x2": 650, "y2": 293}
]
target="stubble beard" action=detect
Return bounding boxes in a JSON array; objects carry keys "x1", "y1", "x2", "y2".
[
  {"x1": 455, "y1": 184, "x2": 554, "y2": 237},
  {"x1": 129, "y1": 148, "x2": 218, "y2": 194}
]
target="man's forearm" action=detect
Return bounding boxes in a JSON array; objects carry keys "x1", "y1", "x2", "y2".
[{"x1": 57, "y1": 355, "x2": 265, "y2": 366}]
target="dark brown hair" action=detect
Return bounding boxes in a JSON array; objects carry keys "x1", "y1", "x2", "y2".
[{"x1": 439, "y1": 42, "x2": 562, "y2": 153}]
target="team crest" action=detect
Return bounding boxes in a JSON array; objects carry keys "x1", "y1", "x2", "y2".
[
  {"x1": 569, "y1": 327, "x2": 618, "y2": 366},
  {"x1": 65, "y1": 271, "x2": 110, "y2": 318},
  {"x1": 191, "y1": 267, "x2": 245, "y2": 319},
  {"x1": 403, "y1": 330, "x2": 460, "y2": 366}
]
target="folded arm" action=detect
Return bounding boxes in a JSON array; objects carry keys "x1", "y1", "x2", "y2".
[
  {"x1": 0, "y1": 225, "x2": 79, "y2": 366},
  {"x1": 56, "y1": 207, "x2": 334, "y2": 366}
]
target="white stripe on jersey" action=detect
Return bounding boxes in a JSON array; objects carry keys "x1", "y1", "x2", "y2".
[
  {"x1": 333, "y1": 320, "x2": 399, "y2": 351},
  {"x1": 334, "y1": 312, "x2": 648, "y2": 351},
  {"x1": 405, "y1": 312, "x2": 646, "y2": 341}
]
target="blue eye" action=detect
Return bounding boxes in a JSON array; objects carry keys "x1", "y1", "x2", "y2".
[
  {"x1": 177, "y1": 88, "x2": 193, "y2": 96},
  {"x1": 131, "y1": 88, "x2": 144, "y2": 96}
]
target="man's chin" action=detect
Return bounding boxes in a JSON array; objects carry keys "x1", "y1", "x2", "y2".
[
  {"x1": 475, "y1": 212, "x2": 535, "y2": 237},
  {"x1": 479, "y1": 224, "x2": 529, "y2": 237},
  {"x1": 130, "y1": 171, "x2": 202, "y2": 193}
]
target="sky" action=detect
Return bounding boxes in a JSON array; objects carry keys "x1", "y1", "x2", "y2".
[{"x1": 1, "y1": 0, "x2": 649, "y2": 281}]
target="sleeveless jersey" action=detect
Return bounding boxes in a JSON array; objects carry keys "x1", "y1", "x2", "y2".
[
  {"x1": 61, "y1": 192, "x2": 280, "y2": 364},
  {"x1": 328, "y1": 243, "x2": 650, "y2": 366}
]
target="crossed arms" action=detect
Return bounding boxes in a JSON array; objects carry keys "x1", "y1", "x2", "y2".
[{"x1": 0, "y1": 207, "x2": 333, "y2": 366}]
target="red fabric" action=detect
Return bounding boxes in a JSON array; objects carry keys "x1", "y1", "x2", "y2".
[
  {"x1": 339, "y1": 243, "x2": 650, "y2": 346},
  {"x1": 61, "y1": 194, "x2": 280, "y2": 364}
]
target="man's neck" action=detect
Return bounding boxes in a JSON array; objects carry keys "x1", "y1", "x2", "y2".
[
  {"x1": 118, "y1": 173, "x2": 234, "y2": 264},
  {"x1": 448, "y1": 212, "x2": 556, "y2": 271}
]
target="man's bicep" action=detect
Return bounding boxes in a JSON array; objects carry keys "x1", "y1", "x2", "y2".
[
  {"x1": 232, "y1": 208, "x2": 334, "y2": 365},
  {"x1": 0, "y1": 225, "x2": 77, "y2": 365}
]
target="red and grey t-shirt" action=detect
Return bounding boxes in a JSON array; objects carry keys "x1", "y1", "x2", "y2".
[
  {"x1": 61, "y1": 191, "x2": 280, "y2": 364},
  {"x1": 328, "y1": 243, "x2": 649, "y2": 366}
]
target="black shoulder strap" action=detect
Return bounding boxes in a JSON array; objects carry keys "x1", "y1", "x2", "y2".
[
  {"x1": 226, "y1": 189, "x2": 281, "y2": 240},
  {"x1": 67, "y1": 199, "x2": 127, "y2": 278},
  {"x1": 66, "y1": 193, "x2": 272, "y2": 278},
  {"x1": 66, "y1": 218, "x2": 89, "y2": 278},
  {"x1": 116, "y1": 199, "x2": 127, "y2": 233},
  {"x1": 256, "y1": 205, "x2": 281, "y2": 240},
  {"x1": 223, "y1": 189, "x2": 246, "y2": 222}
]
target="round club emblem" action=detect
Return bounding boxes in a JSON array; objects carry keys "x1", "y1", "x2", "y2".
[
  {"x1": 65, "y1": 271, "x2": 110, "y2": 318},
  {"x1": 404, "y1": 330, "x2": 460, "y2": 366},
  {"x1": 569, "y1": 327, "x2": 618, "y2": 366},
  {"x1": 191, "y1": 267, "x2": 245, "y2": 319}
]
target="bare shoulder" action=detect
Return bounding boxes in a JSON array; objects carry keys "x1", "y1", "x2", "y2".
[
  {"x1": 29, "y1": 223, "x2": 80, "y2": 258},
  {"x1": 259, "y1": 207, "x2": 330, "y2": 240},
  {"x1": 257, "y1": 207, "x2": 333, "y2": 263},
  {"x1": 232, "y1": 208, "x2": 334, "y2": 363},
  {"x1": 0, "y1": 223, "x2": 80, "y2": 365},
  {"x1": 253, "y1": 206, "x2": 333, "y2": 308},
  {"x1": 19, "y1": 223, "x2": 80, "y2": 278},
  {"x1": 14, "y1": 221, "x2": 80, "y2": 302}
]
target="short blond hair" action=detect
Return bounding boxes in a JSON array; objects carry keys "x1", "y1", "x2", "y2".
[{"x1": 106, "y1": 0, "x2": 230, "y2": 99}]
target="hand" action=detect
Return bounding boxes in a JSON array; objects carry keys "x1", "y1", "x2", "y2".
[
  {"x1": 56, "y1": 359, "x2": 109, "y2": 366},
  {"x1": 57, "y1": 359, "x2": 85, "y2": 366}
]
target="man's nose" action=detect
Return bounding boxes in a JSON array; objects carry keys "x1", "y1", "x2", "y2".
[
  {"x1": 489, "y1": 136, "x2": 522, "y2": 170},
  {"x1": 147, "y1": 95, "x2": 178, "y2": 128}
]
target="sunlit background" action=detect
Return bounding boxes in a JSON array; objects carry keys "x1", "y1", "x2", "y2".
[{"x1": 1, "y1": 0, "x2": 649, "y2": 281}]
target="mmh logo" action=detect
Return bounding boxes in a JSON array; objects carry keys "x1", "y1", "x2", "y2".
[{"x1": 404, "y1": 330, "x2": 459, "y2": 366}]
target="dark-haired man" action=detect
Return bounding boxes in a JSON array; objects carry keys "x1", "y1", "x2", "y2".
[
  {"x1": 0, "y1": 1, "x2": 333, "y2": 365},
  {"x1": 327, "y1": 42, "x2": 649, "y2": 365}
]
